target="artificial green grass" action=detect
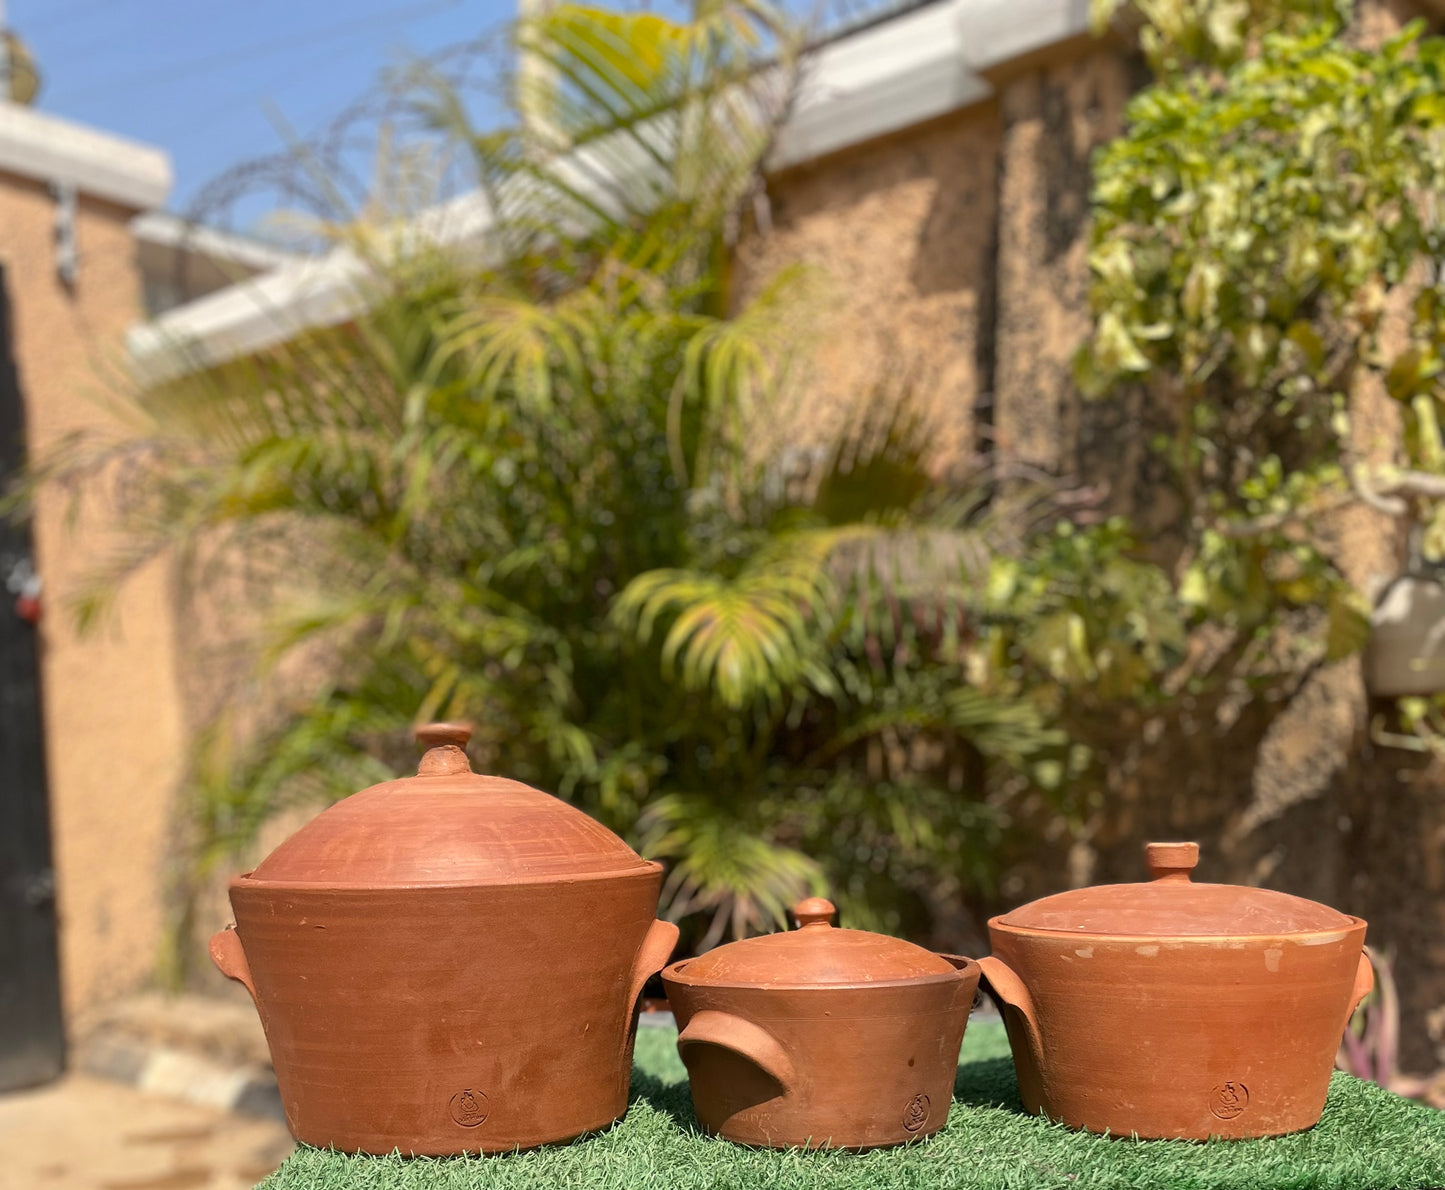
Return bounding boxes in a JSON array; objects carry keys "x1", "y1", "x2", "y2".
[{"x1": 259, "y1": 1019, "x2": 1445, "y2": 1189}]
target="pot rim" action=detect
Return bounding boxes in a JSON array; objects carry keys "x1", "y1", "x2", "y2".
[
  {"x1": 230, "y1": 857, "x2": 664, "y2": 893},
  {"x1": 986, "y1": 913, "x2": 1366, "y2": 946},
  {"x1": 660, "y1": 954, "x2": 979, "y2": 993}
]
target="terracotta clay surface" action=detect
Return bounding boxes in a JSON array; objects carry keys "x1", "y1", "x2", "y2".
[
  {"x1": 982, "y1": 841, "x2": 1373, "y2": 1140},
  {"x1": 210, "y1": 723, "x2": 678, "y2": 1155},
  {"x1": 662, "y1": 898, "x2": 979, "y2": 1149}
]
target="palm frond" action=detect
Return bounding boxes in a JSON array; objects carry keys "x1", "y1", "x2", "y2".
[
  {"x1": 675, "y1": 263, "x2": 820, "y2": 486},
  {"x1": 615, "y1": 526, "x2": 879, "y2": 708},
  {"x1": 945, "y1": 687, "x2": 1067, "y2": 763},
  {"x1": 642, "y1": 792, "x2": 823, "y2": 944},
  {"x1": 614, "y1": 566, "x2": 821, "y2": 709}
]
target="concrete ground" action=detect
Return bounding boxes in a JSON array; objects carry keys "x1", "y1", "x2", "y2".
[{"x1": 0, "y1": 1073, "x2": 294, "y2": 1190}]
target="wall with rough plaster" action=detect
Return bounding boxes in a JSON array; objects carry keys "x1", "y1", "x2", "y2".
[
  {"x1": 0, "y1": 169, "x2": 186, "y2": 1021},
  {"x1": 734, "y1": 105, "x2": 1000, "y2": 469}
]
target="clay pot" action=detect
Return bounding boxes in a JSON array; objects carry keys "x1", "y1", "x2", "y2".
[
  {"x1": 209, "y1": 723, "x2": 678, "y2": 1156},
  {"x1": 661, "y1": 897, "x2": 979, "y2": 1149},
  {"x1": 981, "y1": 841, "x2": 1374, "y2": 1140}
]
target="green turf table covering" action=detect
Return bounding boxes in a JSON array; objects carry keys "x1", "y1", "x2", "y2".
[{"x1": 260, "y1": 1019, "x2": 1445, "y2": 1189}]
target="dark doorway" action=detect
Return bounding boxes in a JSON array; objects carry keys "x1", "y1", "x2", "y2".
[{"x1": 0, "y1": 265, "x2": 64, "y2": 1091}]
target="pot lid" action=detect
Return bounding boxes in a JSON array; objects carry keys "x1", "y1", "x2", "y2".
[
  {"x1": 245, "y1": 723, "x2": 653, "y2": 887},
  {"x1": 668, "y1": 898, "x2": 960, "y2": 988},
  {"x1": 994, "y1": 842, "x2": 1356, "y2": 937}
]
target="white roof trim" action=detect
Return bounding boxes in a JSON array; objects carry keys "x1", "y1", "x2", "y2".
[
  {"x1": 130, "y1": 211, "x2": 298, "y2": 273},
  {"x1": 128, "y1": 0, "x2": 1090, "y2": 382},
  {"x1": 127, "y1": 250, "x2": 369, "y2": 380},
  {"x1": 774, "y1": 1, "x2": 990, "y2": 168},
  {"x1": 0, "y1": 103, "x2": 170, "y2": 210},
  {"x1": 125, "y1": 191, "x2": 498, "y2": 384},
  {"x1": 959, "y1": 0, "x2": 1094, "y2": 74}
]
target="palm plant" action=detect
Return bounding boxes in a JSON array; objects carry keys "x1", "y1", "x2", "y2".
[{"x1": 41, "y1": 0, "x2": 1064, "y2": 967}]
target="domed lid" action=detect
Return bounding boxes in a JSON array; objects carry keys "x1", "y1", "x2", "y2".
[
  {"x1": 245, "y1": 723, "x2": 653, "y2": 887},
  {"x1": 993, "y1": 842, "x2": 1357, "y2": 937},
  {"x1": 667, "y1": 898, "x2": 961, "y2": 988}
]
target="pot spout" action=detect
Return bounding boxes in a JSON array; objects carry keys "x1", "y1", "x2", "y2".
[{"x1": 977, "y1": 955, "x2": 1046, "y2": 1113}]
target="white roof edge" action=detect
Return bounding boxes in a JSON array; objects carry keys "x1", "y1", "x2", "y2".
[
  {"x1": 130, "y1": 211, "x2": 298, "y2": 272},
  {"x1": 126, "y1": 250, "x2": 371, "y2": 385},
  {"x1": 958, "y1": 0, "x2": 1094, "y2": 74},
  {"x1": 128, "y1": 0, "x2": 1090, "y2": 382},
  {"x1": 773, "y1": 0, "x2": 991, "y2": 168},
  {"x1": 126, "y1": 192, "x2": 496, "y2": 386},
  {"x1": 0, "y1": 102, "x2": 170, "y2": 210}
]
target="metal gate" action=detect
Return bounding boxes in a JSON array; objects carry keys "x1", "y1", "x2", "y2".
[{"x1": 0, "y1": 263, "x2": 64, "y2": 1091}]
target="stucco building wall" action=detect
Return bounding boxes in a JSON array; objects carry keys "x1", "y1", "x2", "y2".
[
  {"x1": 734, "y1": 105, "x2": 1000, "y2": 467},
  {"x1": 0, "y1": 169, "x2": 186, "y2": 1018}
]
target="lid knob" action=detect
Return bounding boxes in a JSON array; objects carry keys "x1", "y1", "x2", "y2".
[
  {"x1": 792, "y1": 897, "x2": 836, "y2": 929},
  {"x1": 416, "y1": 722, "x2": 474, "y2": 777},
  {"x1": 1146, "y1": 841, "x2": 1199, "y2": 883}
]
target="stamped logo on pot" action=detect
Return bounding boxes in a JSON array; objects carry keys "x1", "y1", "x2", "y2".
[
  {"x1": 1210, "y1": 1081, "x2": 1249, "y2": 1121},
  {"x1": 902, "y1": 1093, "x2": 931, "y2": 1133},
  {"x1": 450, "y1": 1089, "x2": 489, "y2": 1128}
]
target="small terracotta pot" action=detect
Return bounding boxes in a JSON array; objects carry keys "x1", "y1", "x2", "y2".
[
  {"x1": 662, "y1": 897, "x2": 979, "y2": 1149},
  {"x1": 210, "y1": 723, "x2": 678, "y2": 1155},
  {"x1": 981, "y1": 841, "x2": 1373, "y2": 1140}
]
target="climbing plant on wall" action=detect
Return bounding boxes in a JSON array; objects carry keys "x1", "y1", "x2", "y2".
[{"x1": 980, "y1": 1, "x2": 1445, "y2": 745}]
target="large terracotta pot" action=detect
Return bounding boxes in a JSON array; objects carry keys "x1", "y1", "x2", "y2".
[
  {"x1": 662, "y1": 897, "x2": 979, "y2": 1149},
  {"x1": 981, "y1": 841, "x2": 1374, "y2": 1140},
  {"x1": 209, "y1": 723, "x2": 678, "y2": 1156}
]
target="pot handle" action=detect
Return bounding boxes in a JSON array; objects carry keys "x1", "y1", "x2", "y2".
[
  {"x1": 676, "y1": 1009, "x2": 796, "y2": 1094},
  {"x1": 209, "y1": 925, "x2": 258, "y2": 1007},
  {"x1": 938, "y1": 952, "x2": 980, "y2": 975},
  {"x1": 938, "y1": 952, "x2": 983, "y2": 994},
  {"x1": 977, "y1": 955, "x2": 1044, "y2": 1072},
  {"x1": 1343, "y1": 949, "x2": 1376, "y2": 1033},
  {"x1": 625, "y1": 918, "x2": 680, "y2": 1021}
]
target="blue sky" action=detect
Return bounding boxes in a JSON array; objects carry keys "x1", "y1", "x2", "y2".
[
  {"x1": 14, "y1": 0, "x2": 881, "y2": 237},
  {"x1": 13, "y1": 0, "x2": 514, "y2": 223}
]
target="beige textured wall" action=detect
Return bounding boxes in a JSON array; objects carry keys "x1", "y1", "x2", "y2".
[
  {"x1": 991, "y1": 47, "x2": 1140, "y2": 475},
  {"x1": 735, "y1": 106, "x2": 1000, "y2": 467},
  {"x1": 0, "y1": 169, "x2": 186, "y2": 1019}
]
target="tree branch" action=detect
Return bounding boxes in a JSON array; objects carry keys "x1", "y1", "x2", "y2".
[
  {"x1": 1215, "y1": 491, "x2": 1358, "y2": 538},
  {"x1": 1210, "y1": 463, "x2": 1445, "y2": 538},
  {"x1": 1374, "y1": 469, "x2": 1445, "y2": 502}
]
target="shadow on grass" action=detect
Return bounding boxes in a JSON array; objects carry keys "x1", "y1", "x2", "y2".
[
  {"x1": 631, "y1": 1070, "x2": 704, "y2": 1133},
  {"x1": 955, "y1": 1056, "x2": 1027, "y2": 1113}
]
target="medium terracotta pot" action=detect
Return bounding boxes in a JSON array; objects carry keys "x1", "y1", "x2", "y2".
[
  {"x1": 662, "y1": 897, "x2": 979, "y2": 1149},
  {"x1": 209, "y1": 723, "x2": 678, "y2": 1156},
  {"x1": 981, "y1": 841, "x2": 1374, "y2": 1140}
]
